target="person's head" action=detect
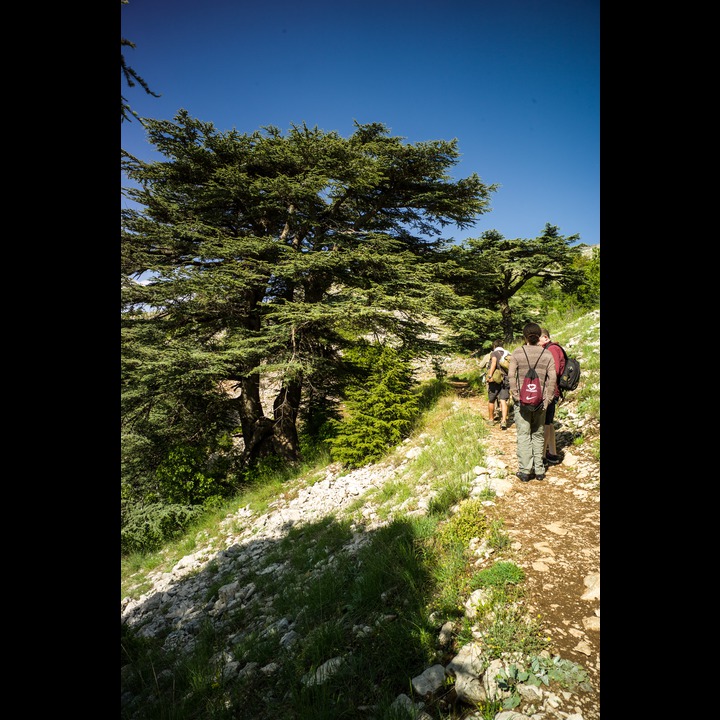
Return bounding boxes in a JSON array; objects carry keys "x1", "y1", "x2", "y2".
[
  {"x1": 522, "y1": 322, "x2": 542, "y2": 345},
  {"x1": 492, "y1": 339, "x2": 503, "y2": 350},
  {"x1": 539, "y1": 328, "x2": 551, "y2": 347}
]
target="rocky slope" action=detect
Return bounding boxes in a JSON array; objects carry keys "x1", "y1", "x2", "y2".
[{"x1": 121, "y1": 383, "x2": 599, "y2": 720}]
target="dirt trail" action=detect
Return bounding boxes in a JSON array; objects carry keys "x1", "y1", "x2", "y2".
[{"x1": 466, "y1": 394, "x2": 600, "y2": 720}]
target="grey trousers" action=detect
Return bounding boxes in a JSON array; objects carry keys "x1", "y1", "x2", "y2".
[{"x1": 514, "y1": 404, "x2": 547, "y2": 476}]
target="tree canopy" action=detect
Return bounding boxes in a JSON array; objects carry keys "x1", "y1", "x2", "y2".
[
  {"x1": 121, "y1": 113, "x2": 498, "y2": 480},
  {"x1": 121, "y1": 1, "x2": 160, "y2": 123},
  {"x1": 441, "y1": 224, "x2": 583, "y2": 345}
]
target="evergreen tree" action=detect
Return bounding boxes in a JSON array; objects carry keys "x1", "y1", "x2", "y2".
[
  {"x1": 442, "y1": 223, "x2": 583, "y2": 346},
  {"x1": 328, "y1": 343, "x2": 420, "y2": 468},
  {"x1": 121, "y1": 2, "x2": 160, "y2": 123},
  {"x1": 122, "y1": 114, "x2": 496, "y2": 478},
  {"x1": 571, "y1": 245, "x2": 600, "y2": 307}
]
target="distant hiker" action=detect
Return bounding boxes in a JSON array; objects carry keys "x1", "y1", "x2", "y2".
[
  {"x1": 507, "y1": 323, "x2": 557, "y2": 482},
  {"x1": 539, "y1": 328, "x2": 565, "y2": 466},
  {"x1": 486, "y1": 340, "x2": 510, "y2": 429}
]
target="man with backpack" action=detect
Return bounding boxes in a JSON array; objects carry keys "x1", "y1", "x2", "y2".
[
  {"x1": 486, "y1": 340, "x2": 511, "y2": 430},
  {"x1": 507, "y1": 323, "x2": 557, "y2": 482},
  {"x1": 539, "y1": 328, "x2": 565, "y2": 466}
]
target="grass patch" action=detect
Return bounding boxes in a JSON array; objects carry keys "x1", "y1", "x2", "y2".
[{"x1": 122, "y1": 307, "x2": 599, "y2": 720}]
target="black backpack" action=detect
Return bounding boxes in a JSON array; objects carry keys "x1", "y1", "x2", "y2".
[
  {"x1": 518, "y1": 347, "x2": 547, "y2": 409},
  {"x1": 551, "y1": 343, "x2": 581, "y2": 393}
]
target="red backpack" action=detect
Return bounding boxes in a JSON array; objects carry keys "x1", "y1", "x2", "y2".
[{"x1": 518, "y1": 347, "x2": 546, "y2": 409}]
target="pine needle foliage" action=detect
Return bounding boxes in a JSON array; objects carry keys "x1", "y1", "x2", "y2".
[
  {"x1": 440, "y1": 224, "x2": 584, "y2": 346},
  {"x1": 122, "y1": 113, "x2": 497, "y2": 494},
  {"x1": 329, "y1": 342, "x2": 420, "y2": 468}
]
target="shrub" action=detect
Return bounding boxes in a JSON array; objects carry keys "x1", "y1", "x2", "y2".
[
  {"x1": 329, "y1": 343, "x2": 420, "y2": 468},
  {"x1": 120, "y1": 502, "x2": 205, "y2": 555},
  {"x1": 155, "y1": 445, "x2": 225, "y2": 505},
  {"x1": 435, "y1": 497, "x2": 488, "y2": 549}
]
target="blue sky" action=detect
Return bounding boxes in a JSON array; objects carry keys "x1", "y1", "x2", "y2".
[{"x1": 121, "y1": 0, "x2": 599, "y2": 247}]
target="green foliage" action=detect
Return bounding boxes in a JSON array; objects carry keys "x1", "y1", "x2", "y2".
[
  {"x1": 122, "y1": 115, "x2": 497, "y2": 489},
  {"x1": 297, "y1": 392, "x2": 342, "y2": 463},
  {"x1": 242, "y1": 452, "x2": 291, "y2": 487},
  {"x1": 424, "y1": 498, "x2": 493, "y2": 615},
  {"x1": 121, "y1": 306, "x2": 599, "y2": 718},
  {"x1": 411, "y1": 401, "x2": 488, "y2": 493},
  {"x1": 480, "y1": 605, "x2": 549, "y2": 659},
  {"x1": 569, "y1": 245, "x2": 600, "y2": 307},
  {"x1": 495, "y1": 663, "x2": 531, "y2": 709},
  {"x1": 471, "y1": 699, "x2": 505, "y2": 719},
  {"x1": 121, "y1": 107, "x2": 599, "y2": 530},
  {"x1": 120, "y1": 502, "x2": 205, "y2": 555},
  {"x1": 221, "y1": 518, "x2": 436, "y2": 719},
  {"x1": 329, "y1": 343, "x2": 421, "y2": 467},
  {"x1": 427, "y1": 540, "x2": 470, "y2": 616},
  {"x1": 494, "y1": 654, "x2": 592, "y2": 710},
  {"x1": 426, "y1": 479, "x2": 469, "y2": 516},
  {"x1": 447, "y1": 367, "x2": 486, "y2": 394},
  {"x1": 470, "y1": 561, "x2": 525, "y2": 589},
  {"x1": 540, "y1": 654, "x2": 593, "y2": 691},
  {"x1": 441, "y1": 223, "x2": 583, "y2": 344},
  {"x1": 435, "y1": 497, "x2": 489, "y2": 549},
  {"x1": 120, "y1": 315, "x2": 243, "y2": 510},
  {"x1": 486, "y1": 519, "x2": 511, "y2": 551},
  {"x1": 155, "y1": 445, "x2": 222, "y2": 505}
]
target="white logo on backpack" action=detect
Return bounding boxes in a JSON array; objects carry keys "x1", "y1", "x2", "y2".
[{"x1": 518, "y1": 347, "x2": 546, "y2": 409}]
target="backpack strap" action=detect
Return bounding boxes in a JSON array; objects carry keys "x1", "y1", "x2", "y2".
[
  {"x1": 537, "y1": 346, "x2": 549, "y2": 402},
  {"x1": 518, "y1": 346, "x2": 546, "y2": 384},
  {"x1": 522, "y1": 345, "x2": 545, "y2": 372},
  {"x1": 516, "y1": 346, "x2": 547, "y2": 406}
]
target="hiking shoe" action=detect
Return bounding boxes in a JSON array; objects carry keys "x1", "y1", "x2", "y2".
[
  {"x1": 545, "y1": 453, "x2": 561, "y2": 465},
  {"x1": 500, "y1": 423, "x2": 507, "y2": 430},
  {"x1": 515, "y1": 471, "x2": 532, "y2": 482},
  {"x1": 535, "y1": 473, "x2": 546, "y2": 481}
]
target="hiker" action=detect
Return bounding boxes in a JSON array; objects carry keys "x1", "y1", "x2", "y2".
[
  {"x1": 507, "y1": 322, "x2": 557, "y2": 482},
  {"x1": 486, "y1": 340, "x2": 510, "y2": 429},
  {"x1": 539, "y1": 328, "x2": 565, "y2": 466}
]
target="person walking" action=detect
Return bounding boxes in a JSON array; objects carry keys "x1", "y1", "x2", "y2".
[
  {"x1": 508, "y1": 322, "x2": 557, "y2": 482},
  {"x1": 539, "y1": 328, "x2": 565, "y2": 466},
  {"x1": 486, "y1": 340, "x2": 510, "y2": 429}
]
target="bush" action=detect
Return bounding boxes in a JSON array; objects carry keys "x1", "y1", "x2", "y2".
[
  {"x1": 435, "y1": 497, "x2": 488, "y2": 549},
  {"x1": 155, "y1": 444, "x2": 229, "y2": 505},
  {"x1": 120, "y1": 502, "x2": 205, "y2": 555},
  {"x1": 330, "y1": 343, "x2": 420, "y2": 468}
]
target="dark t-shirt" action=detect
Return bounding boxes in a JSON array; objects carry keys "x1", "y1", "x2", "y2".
[
  {"x1": 489, "y1": 349, "x2": 509, "y2": 386},
  {"x1": 491, "y1": 349, "x2": 508, "y2": 375}
]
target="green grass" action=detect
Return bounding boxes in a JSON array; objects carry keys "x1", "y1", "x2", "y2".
[{"x1": 121, "y1": 306, "x2": 599, "y2": 720}]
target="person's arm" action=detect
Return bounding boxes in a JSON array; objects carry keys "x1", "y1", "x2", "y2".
[
  {"x1": 508, "y1": 355, "x2": 518, "y2": 401},
  {"x1": 487, "y1": 356, "x2": 497, "y2": 376},
  {"x1": 544, "y1": 357, "x2": 557, "y2": 407},
  {"x1": 551, "y1": 346, "x2": 564, "y2": 397}
]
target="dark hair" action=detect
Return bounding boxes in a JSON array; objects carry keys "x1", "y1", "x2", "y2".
[
  {"x1": 492, "y1": 339, "x2": 503, "y2": 349},
  {"x1": 541, "y1": 328, "x2": 551, "y2": 338},
  {"x1": 522, "y1": 322, "x2": 542, "y2": 345}
]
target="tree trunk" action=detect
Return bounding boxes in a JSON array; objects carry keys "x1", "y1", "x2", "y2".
[
  {"x1": 236, "y1": 374, "x2": 264, "y2": 442},
  {"x1": 271, "y1": 377, "x2": 302, "y2": 462},
  {"x1": 500, "y1": 300, "x2": 514, "y2": 345},
  {"x1": 242, "y1": 416, "x2": 275, "y2": 463},
  {"x1": 233, "y1": 373, "x2": 303, "y2": 466},
  {"x1": 235, "y1": 374, "x2": 276, "y2": 464}
]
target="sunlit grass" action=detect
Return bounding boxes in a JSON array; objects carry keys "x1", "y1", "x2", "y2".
[{"x1": 121, "y1": 307, "x2": 599, "y2": 720}]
